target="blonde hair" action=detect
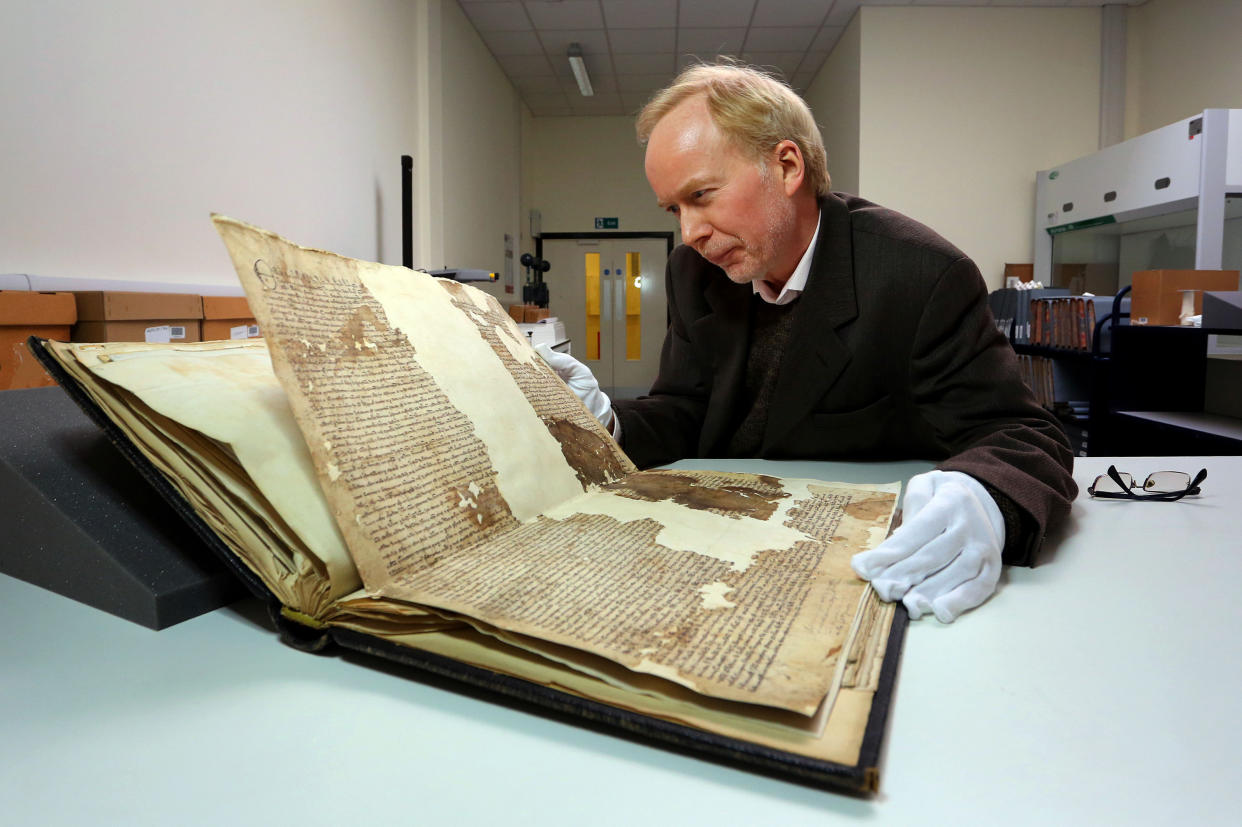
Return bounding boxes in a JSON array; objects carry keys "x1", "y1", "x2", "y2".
[{"x1": 637, "y1": 62, "x2": 831, "y2": 197}]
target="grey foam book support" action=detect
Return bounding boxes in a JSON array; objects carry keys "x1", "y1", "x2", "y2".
[{"x1": 0, "y1": 386, "x2": 245, "y2": 629}]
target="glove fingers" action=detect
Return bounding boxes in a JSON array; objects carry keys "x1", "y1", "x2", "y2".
[
  {"x1": 535, "y1": 343, "x2": 570, "y2": 371},
  {"x1": 902, "y1": 550, "x2": 978, "y2": 619},
  {"x1": 537, "y1": 346, "x2": 592, "y2": 384},
  {"x1": 869, "y1": 529, "x2": 963, "y2": 601},
  {"x1": 534, "y1": 345, "x2": 614, "y2": 426},
  {"x1": 852, "y1": 543, "x2": 910, "y2": 581},
  {"x1": 851, "y1": 534, "x2": 923, "y2": 582},
  {"x1": 927, "y1": 579, "x2": 995, "y2": 623},
  {"x1": 851, "y1": 495, "x2": 960, "y2": 579},
  {"x1": 903, "y1": 546, "x2": 1001, "y2": 622}
]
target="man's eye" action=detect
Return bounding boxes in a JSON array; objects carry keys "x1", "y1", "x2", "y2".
[
  {"x1": 667, "y1": 205, "x2": 680, "y2": 216},
  {"x1": 692, "y1": 190, "x2": 707, "y2": 199}
]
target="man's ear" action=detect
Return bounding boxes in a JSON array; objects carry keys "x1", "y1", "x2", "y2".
[{"x1": 773, "y1": 139, "x2": 805, "y2": 196}]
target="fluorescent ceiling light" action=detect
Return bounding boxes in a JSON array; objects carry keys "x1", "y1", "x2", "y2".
[{"x1": 567, "y1": 43, "x2": 593, "y2": 97}]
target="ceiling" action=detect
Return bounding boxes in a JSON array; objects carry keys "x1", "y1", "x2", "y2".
[{"x1": 458, "y1": 0, "x2": 1147, "y2": 116}]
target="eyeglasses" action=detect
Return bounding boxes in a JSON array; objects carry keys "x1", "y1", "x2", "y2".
[{"x1": 1087, "y1": 465, "x2": 1207, "y2": 501}]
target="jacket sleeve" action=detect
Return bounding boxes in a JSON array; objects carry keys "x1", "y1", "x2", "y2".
[
  {"x1": 612, "y1": 254, "x2": 713, "y2": 469},
  {"x1": 910, "y1": 255, "x2": 1078, "y2": 565}
]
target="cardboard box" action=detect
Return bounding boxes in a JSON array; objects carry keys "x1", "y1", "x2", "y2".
[
  {"x1": 1130, "y1": 270, "x2": 1241, "y2": 326},
  {"x1": 507, "y1": 304, "x2": 548, "y2": 323},
  {"x1": 71, "y1": 290, "x2": 203, "y2": 343},
  {"x1": 72, "y1": 320, "x2": 201, "y2": 343},
  {"x1": 73, "y1": 290, "x2": 202, "y2": 321},
  {"x1": 201, "y1": 295, "x2": 259, "y2": 340},
  {"x1": 0, "y1": 290, "x2": 77, "y2": 390}
]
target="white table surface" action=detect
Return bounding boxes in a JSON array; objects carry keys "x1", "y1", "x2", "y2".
[{"x1": 3, "y1": 456, "x2": 1239, "y2": 825}]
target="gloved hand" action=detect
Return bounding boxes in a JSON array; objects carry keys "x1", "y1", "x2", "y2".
[
  {"x1": 535, "y1": 344, "x2": 614, "y2": 429},
  {"x1": 851, "y1": 470, "x2": 1004, "y2": 623}
]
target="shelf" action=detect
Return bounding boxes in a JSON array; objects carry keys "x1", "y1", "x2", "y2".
[
  {"x1": 1114, "y1": 410, "x2": 1242, "y2": 442},
  {"x1": 1012, "y1": 343, "x2": 1099, "y2": 359},
  {"x1": 1008, "y1": 313, "x2": 1242, "y2": 456}
]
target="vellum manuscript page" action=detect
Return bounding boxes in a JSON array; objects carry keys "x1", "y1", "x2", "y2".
[
  {"x1": 387, "y1": 471, "x2": 896, "y2": 714},
  {"x1": 214, "y1": 216, "x2": 897, "y2": 716},
  {"x1": 40, "y1": 338, "x2": 359, "y2": 616}
]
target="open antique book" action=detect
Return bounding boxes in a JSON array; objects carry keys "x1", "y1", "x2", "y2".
[{"x1": 32, "y1": 216, "x2": 905, "y2": 792}]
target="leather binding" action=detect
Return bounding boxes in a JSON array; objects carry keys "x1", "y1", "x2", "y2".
[{"x1": 28, "y1": 335, "x2": 907, "y2": 794}]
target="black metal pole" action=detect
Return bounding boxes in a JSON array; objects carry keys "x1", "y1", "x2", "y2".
[{"x1": 401, "y1": 154, "x2": 413, "y2": 269}]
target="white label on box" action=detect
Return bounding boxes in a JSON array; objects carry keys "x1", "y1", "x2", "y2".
[
  {"x1": 145, "y1": 325, "x2": 172, "y2": 343},
  {"x1": 230, "y1": 324, "x2": 250, "y2": 339},
  {"x1": 170, "y1": 326, "x2": 186, "y2": 340}
]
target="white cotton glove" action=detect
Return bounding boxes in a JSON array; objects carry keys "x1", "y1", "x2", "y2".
[
  {"x1": 535, "y1": 344, "x2": 614, "y2": 429},
  {"x1": 851, "y1": 470, "x2": 1004, "y2": 624}
]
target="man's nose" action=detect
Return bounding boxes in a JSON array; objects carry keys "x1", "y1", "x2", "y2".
[{"x1": 680, "y1": 210, "x2": 711, "y2": 248}]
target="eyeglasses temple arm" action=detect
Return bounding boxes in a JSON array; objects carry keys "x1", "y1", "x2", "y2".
[{"x1": 1106, "y1": 465, "x2": 1138, "y2": 498}]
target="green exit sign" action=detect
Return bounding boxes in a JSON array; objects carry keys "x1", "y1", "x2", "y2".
[{"x1": 594, "y1": 217, "x2": 619, "y2": 229}]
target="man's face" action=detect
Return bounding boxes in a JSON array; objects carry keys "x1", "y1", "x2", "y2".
[{"x1": 645, "y1": 96, "x2": 798, "y2": 285}]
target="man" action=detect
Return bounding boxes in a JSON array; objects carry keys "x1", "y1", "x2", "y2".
[{"x1": 544, "y1": 63, "x2": 1077, "y2": 623}]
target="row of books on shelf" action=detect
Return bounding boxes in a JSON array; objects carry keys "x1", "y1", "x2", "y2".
[
  {"x1": 990, "y1": 287, "x2": 1129, "y2": 352},
  {"x1": 1016, "y1": 353, "x2": 1091, "y2": 413},
  {"x1": 1016, "y1": 354, "x2": 1089, "y2": 455},
  {"x1": 1015, "y1": 353, "x2": 1056, "y2": 408},
  {"x1": 988, "y1": 286, "x2": 1069, "y2": 344},
  {"x1": 1031, "y1": 295, "x2": 1101, "y2": 351}
]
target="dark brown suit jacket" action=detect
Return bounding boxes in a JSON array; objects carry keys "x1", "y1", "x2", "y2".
[{"x1": 613, "y1": 193, "x2": 1077, "y2": 565}]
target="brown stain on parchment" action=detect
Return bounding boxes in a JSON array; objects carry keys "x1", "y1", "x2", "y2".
[
  {"x1": 843, "y1": 494, "x2": 896, "y2": 524},
  {"x1": 444, "y1": 481, "x2": 513, "y2": 533},
  {"x1": 610, "y1": 472, "x2": 788, "y2": 519},
  {"x1": 327, "y1": 304, "x2": 389, "y2": 361},
  {"x1": 545, "y1": 418, "x2": 631, "y2": 486}
]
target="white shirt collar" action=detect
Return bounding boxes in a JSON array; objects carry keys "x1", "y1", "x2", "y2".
[{"x1": 752, "y1": 210, "x2": 821, "y2": 305}]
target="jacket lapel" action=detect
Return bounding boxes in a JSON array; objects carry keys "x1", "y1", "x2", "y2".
[
  {"x1": 693, "y1": 275, "x2": 752, "y2": 456},
  {"x1": 761, "y1": 195, "x2": 859, "y2": 453}
]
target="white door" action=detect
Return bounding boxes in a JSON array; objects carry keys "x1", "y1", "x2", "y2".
[{"x1": 542, "y1": 237, "x2": 668, "y2": 400}]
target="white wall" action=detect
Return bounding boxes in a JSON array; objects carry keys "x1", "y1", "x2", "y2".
[
  {"x1": 855, "y1": 6, "x2": 1100, "y2": 288},
  {"x1": 519, "y1": 104, "x2": 537, "y2": 251},
  {"x1": 1, "y1": 0, "x2": 420, "y2": 286},
  {"x1": 433, "y1": 0, "x2": 525, "y2": 304},
  {"x1": 804, "y1": 14, "x2": 861, "y2": 197},
  {"x1": 0, "y1": 0, "x2": 527, "y2": 302},
  {"x1": 519, "y1": 6, "x2": 1102, "y2": 291},
  {"x1": 526, "y1": 116, "x2": 671, "y2": 237},
  {"x1": 1125, "y1": 0, "x2": 1242, "y2": 138}
]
